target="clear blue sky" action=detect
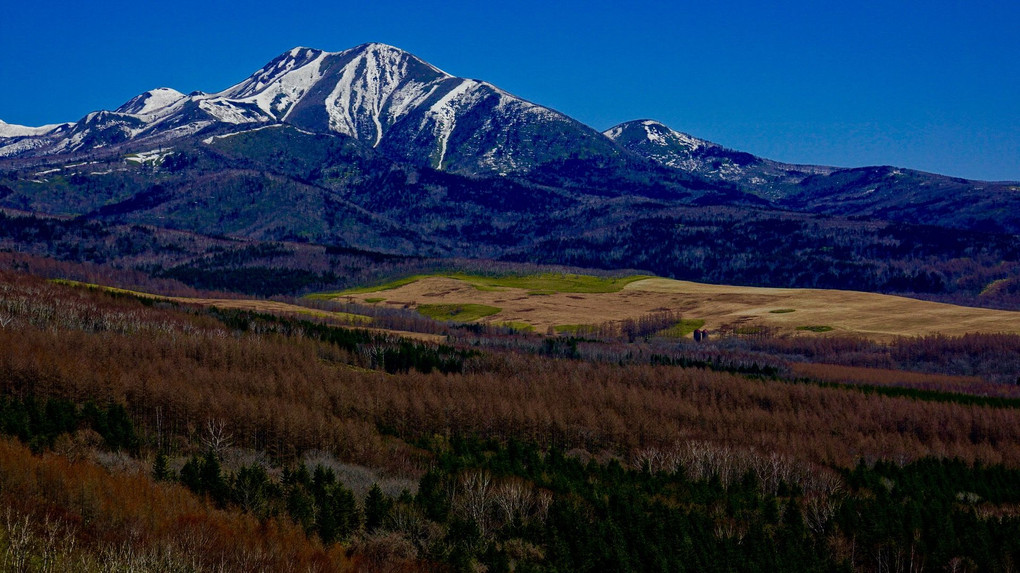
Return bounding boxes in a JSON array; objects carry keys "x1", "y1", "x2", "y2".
[{"x1": 2, "y1": 0, "x2": 1017, "y2": 181}]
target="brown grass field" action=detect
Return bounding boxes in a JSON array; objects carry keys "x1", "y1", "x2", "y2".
[
  {"x1": 54, "y1": 281, "x2": 445, "y2": 342},
  {"x1": 167, "y1": 297, "x2": 446, "y2": 342},
  {"x1": 337, "y1": 276, "x2": 1020, "y2": 340}
]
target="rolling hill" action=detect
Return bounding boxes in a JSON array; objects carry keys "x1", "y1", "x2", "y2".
[{"x1": 324, "y1": 273, "x2": 1020, "y2": 341}]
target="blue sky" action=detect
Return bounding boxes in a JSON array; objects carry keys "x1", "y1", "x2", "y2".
[{"x1": 2, "y1": 0, "x2": 1017, "y2": 181}]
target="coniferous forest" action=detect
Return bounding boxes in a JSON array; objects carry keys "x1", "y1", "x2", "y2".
[{"x1": 1, "y1": 264, "x2": 1020, "y2": 572}]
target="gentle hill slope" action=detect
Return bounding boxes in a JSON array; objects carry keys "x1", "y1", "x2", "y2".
[{"x1": 325, "y1": 273, "x2": 1020, "y2": 340}]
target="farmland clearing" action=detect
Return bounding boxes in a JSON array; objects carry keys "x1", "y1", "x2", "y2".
[{"x1": 321, "y1": 274, "x2": 1020, "y2": 340}]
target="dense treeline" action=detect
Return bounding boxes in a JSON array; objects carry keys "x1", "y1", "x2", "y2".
[
  {"x1": 791, "y1": 362, "x2": 1020, "y2": 400},
  {"x1": 837, "y1": 459, "x2": 1020, "y2": 571},
  {"x1": 0, "y1": 395, "x2": 137, "y2": 452},
  {"x1": 407, "y1": 438, "x2": 1020, "y2": 571},
  {"x1": 742, "y1": 331, "x2": 1020, "y2": 384}
]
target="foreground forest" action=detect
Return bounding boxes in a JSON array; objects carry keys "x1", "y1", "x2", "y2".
[{"x1": 2, "y1": 265, "x2": 1020, "y2": 571}]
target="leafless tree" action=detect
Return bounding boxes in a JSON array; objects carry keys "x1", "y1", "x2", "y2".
[
  {"x1": 493, "y1": 477, "x2": 535, "y2": 528},
  {"x1": 453, "y1": 470, "x2": 495, "y2": 537},
  {"x1": 202, "y1": 418, "x2": 233, "y2": 453}
]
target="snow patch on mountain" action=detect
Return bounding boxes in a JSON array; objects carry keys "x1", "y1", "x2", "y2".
[
  {"x1": 125, "y1": 148, "x2": 175, "y2": 165},
  {"x1": 197, "y1": 100, "x2": 270, "y2": 125},
  {"x1": 0, "y1": 137, "x2": 49, "y2": 157},
  {"x1": 604, "y1": 120, "x2": 711, "y2": 170},
  {"x1": 202, "y1": 124, "x2": 286, "y2": 144},
  {"x1": 325, "y1": 43, "x2": 450, "y2": 146},
  {"x1": 425, "y1": 80, "x2": 482, "y2": 169},
  {"x1": 0, "y1": 120, "x2": 67, "y2": 138},
  {"x1": 220, "y1": 47, "x2": 323, "y2": 99}
]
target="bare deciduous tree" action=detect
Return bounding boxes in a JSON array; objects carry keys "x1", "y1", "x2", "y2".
[
  {"x1": 202, "y1": 418, "x2": 233, "y2": 453},
  {"x1": 493, "y1": 477, "x2": 535, "y2": 528},
  {"x1": 453, "y1": 470, "x2": 495, "y2": 537}
]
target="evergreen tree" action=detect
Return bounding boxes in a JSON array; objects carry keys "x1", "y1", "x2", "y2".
[
  {"x1": 233, "y1": 464, "x2": 270, "y2": 515},
  {"x1": 152, "y1": 452, "x2": 171, "y2": 481},
  {"x1": 200, "y1": 451, "x2": 228, "y2": 506},
  {"x1": 180, "y1": 455, "x2": 202, "y2": 493},
  {"x1": 365, "y1": 483, "x2": 393, "y2": 533},
  {"x1": 331, "y1": 484, "x2": 360, "y2": 542},
  {"x1": 287, "y1": 485, "x2": 315, "y2": 533},
  {"x1": 416, "y1": 470, "x2": 450, "y2": 522}
]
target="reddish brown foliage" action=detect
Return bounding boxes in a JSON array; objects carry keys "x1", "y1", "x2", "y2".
[
  {"x1": 792, "y1": 362, "x2": 1020, "y2": 399},
  {"x1": 3, "y1": 268, "x2": 1020, "y2": 475},
  {"x1": 0, "y1": 437, "x2": 345, "y2": 571}
]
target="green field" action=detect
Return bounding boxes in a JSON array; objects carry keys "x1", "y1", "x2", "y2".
[
  {"x1": 656, "y1": 319, "x2": 706, "y2": 338},
  {"x1": 307, "y1": 272, "x2": 653, "y2": 298},
  {"x1": 797, "y1": 325, "x2": 835, "y2": 332},
  {"x1": 494, "y1": 321, "x2": 536, "y2": 332},
  {"x1": 415, "y1": 303, "x2": 501, "y2": 322}
]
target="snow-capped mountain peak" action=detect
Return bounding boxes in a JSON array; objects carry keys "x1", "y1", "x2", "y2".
[
  {"x1": 348, "y1": 42, "x2": 452, "y2": 78},
  {"x1": 316, "y1": 43, "x2": 453, "y2": 146},
  {"x1": 605, "y1": 118, "x2": 840, "y2": 199},
  {"x1": 0, "y1": 43, "x2": 621, "y2": 174},
  {"x1": 115, "y1": 88, "x2": 187, "y2": 118}
]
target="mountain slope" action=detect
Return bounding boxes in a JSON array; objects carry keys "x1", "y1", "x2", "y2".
[{"x1": 605, "y1": 119, "x2": 836, "y2": 199}]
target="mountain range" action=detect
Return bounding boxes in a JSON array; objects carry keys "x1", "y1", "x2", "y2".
[{"x1": 1, "y1": 43, "x2": 1018, "y2": 303}]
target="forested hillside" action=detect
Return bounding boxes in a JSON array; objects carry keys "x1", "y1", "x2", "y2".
[{"x1": 2, "y1": 266, "x2": 1020, "y2": 571}]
